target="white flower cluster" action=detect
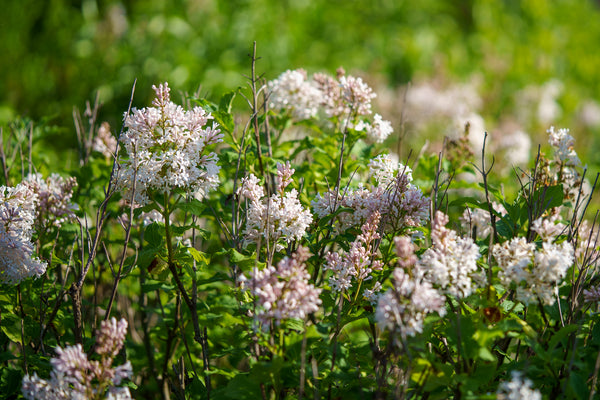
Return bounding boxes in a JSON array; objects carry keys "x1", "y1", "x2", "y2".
[
  {"x1": 22, "y1": 318, "x2": 133, "y2": 399},
  {"x1": 247, "y1": 247, "x2": 321, "y2": 325},
  {"x1": 375, "y1": 267, "x2": 447, "y2": 338},
  {"x1": 268, "y1": 69, "x2": 393, "y2": 143},
  {"x1": 460, "y1": 202, "x2": 507, "y2": 240},
  {"x1": 312, "y1": 154, "x2": 428, "y2": 234},
  {"x1": 417, "y1": 211, "x2": 481, "y2": 298},
  {"x1": 324, "y1": 211, "x2": 383, "y2": 292},
  {"x1": 238, "y1": 163, "x2": 313, "y2": 250},
  {"x1": 493, "y1": 215, "x2": 574, "y2": 305},
  {"x1": 22, "y1": 173, "x2": 78, "y2": 231},
  {"x1": 267, "y1": 69, "x2": 322, "y2": 120},
  {"x1": 496, "y1": 371, "x2": 541, "y2": 400},
  {"x1": 114, "y1": 82, "x2": 223, "y2": 205},
  {"x1": 0, "y1": 183, "x2": 47, "y2": 285},
  {"x1": 547, "y1": 126, "x2": 580, "y2": 167}
]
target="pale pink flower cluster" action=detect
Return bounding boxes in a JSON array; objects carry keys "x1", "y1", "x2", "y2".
[
  {"x1": 460, "y1": 202, "x2": 507, "y2": 240},
  {"x1": 496, "y1": 371, "x2": 541, "y2": 400},
  {"x1": 238, "y1": 163, "x2": 313, "y2": 249},
  {"x1": 268, "y1": 69, "x2": 393, "y2": 142},
  {"x1": 114, "y1": 82, "x2": 223, "y2": 205},
  {"x1": 92, "y1": 122, "x2": 118, "y2": 158},
  {"x1": 247, "y1": 247, "x2": 321, "y2": 325},
  {"x1": 375, "y1": 267, "x2": 447, "y2": 338},
  {"x1": 417, "y1": 211, "x2": 481, "y2": 298},
  {"x1": 324, "y1": 212, "x2": 383, "y2": 292},
  {"x1": 22, "y1": 173, "x2": 78, "y2": 230},
  {"x1": 493, "y1": 215, "x2": 574, "y2": 305},
  {"x1": 0, "y1": 183, "x2": 47, "y2": 284},
  {"x1": 22, "y1": 317, "x2": 132, "y2": 399},
  {"x1": 312, "y1": 154, "x2": 428, "y2": 233}
]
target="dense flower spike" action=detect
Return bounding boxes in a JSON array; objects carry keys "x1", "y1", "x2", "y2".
[
  {"x1": 417, "y1": 211, "x2": 481, "y2": 298},
  {"x1": 324, "y1": 211, "x2": 383, "y2": 292},
  {"x1": 376, "y1": 267, "x2": 446, "y2": 338},
  {"x1": 548, "y1": 126, "x2": 580, "y2": 167},
  {"x1": 493, "y1": 215, "x2": 574, "y2": 306},
  {"x1": 92, "y1": 122, "x2": 118, "y2": 158},
  {"x1": 312, "y1": 154, "x2": 428, "y2": 234},
  {"x1": 496, "y1": 371, "x2": 541, "y2": 400},
  {"x1": 247, "y1": 247, "x2": 321, "y2": 325},
  {"x1": 22, "y1": 173, "x2": 78, "y2": 231},
  {"x1": 22, "y1": 318, "x2": 132, "y2": 399},
  {"x1": 238, "y1": 165, "x2": 313, "y2": 250},
  {"x1": 114, "y1": 82, "x2": 223, "y2": 205},
  {"x1": 0, "y1": 183, "x2": 47, "y2": 284}
]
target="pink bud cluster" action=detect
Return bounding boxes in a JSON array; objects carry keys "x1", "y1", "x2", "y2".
[
  {"x1": 324, "y1": 211, "x2": 383, "y2": 293},
  {"x1": 114, "y1": 82, "x2": 223, "y2": 205},
  {"x1": 247, "y1": 247, "x2": 322, "y2": 326},
  {"x1": 22, "y1": 317, "x2": 133, "y2": 399}
]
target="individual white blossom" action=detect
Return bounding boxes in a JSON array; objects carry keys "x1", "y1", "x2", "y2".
[
  {"x1": 247, "y1": 247, "x2": 321, "y2": 326},
  {"x1": 0, "y1": 183, "x2": 47, "y2": 285},
  {"x1": 114, "y1": 82, "x2": 223, "y2": 205},
  {"x1": 496, "y1": 371, "x2": 541, "y2": 400},
  {"x1": 376, "y1": 267, "x2": 446, "y2": 338},
  {"x1": 357, "y1": 113, "x2": 393, "y2": 143},
  {"x1": 238, "y1": 166, "x2": 313, "y2": 250},
  {"x1": 417, "y1": 211, "x2": 481, "y2": 298},
  {"x1": 22, "y1": 318, "x2": 132, "y2": 399}
]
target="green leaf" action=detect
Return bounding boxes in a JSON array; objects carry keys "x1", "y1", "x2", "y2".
[
  {"x1": 144, "y1": 222, "x2": 164, "y2": 247},
  {"x1": 141, "y1": 280, "x2": 175, "y2": 293},
  {"x1": 175, "y1": 199, "x2": 206, "y2": 215},
  {"x1": 0, "y1": 314, "x2": 23, "y2": 344}
]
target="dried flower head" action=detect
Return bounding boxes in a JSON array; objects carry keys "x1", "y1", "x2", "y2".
[{"x1": 114, "y1": 82, "x2": 223, "y2": 205}]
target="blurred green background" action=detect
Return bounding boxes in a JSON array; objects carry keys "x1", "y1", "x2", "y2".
[{"x1": 2, "y1": 0, "x2": 600, "y2": 155}]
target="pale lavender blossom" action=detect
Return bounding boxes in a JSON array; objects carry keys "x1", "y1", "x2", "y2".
[
  {"x1": 114, "y1": 82, "x2": 223, "y2": 205},
  {"x1": 417, "y1": 211, "x2": 481, "y2": 298},
  {"x1": 324, "y1": 212, "x2": 383, "y2": 293},
  {"x1": 375, "y1": 267, "x2": 446, "y2": 338},
  {"x1": 0, "y1": 183, "x2": 47, "y2": 285},
  {"x1": 363, "y1": 281, "x2": 383, "y2": 305},
  {"x1": 584, "y1": 286, "x2": 600, "y2": 303},
  {"x1": 22, "y1": 173, "x2": 78, "y2": 230},
  {"x1": 531, "y1": 213, "x2": 565, "y2": 243},
  {"x1": 394, "y1": 236, "x2": 417, "y2": 268},
  {"x1": 247, "y1": 247, "x2": 321, "y2": 326},
  {"x1": 238, "y1": 168, "x2": 313, "y2": 250},
  {"x1": 92, "y1": 122, "x2": 118, "y2": 158},
  {"x1": 22, "y1": 317, "x2": 132, "y2": 399},
  {"x1": 267, "y1": 69, "x2": 322, "y2": 120},
  {"x1": 496, "y1": 371, "x2": 541, "y2": 400}
]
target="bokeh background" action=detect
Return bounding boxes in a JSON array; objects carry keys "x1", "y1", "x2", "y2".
[{"x1": 3, "y1": 0, "x2": 600, "y2": 165}]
